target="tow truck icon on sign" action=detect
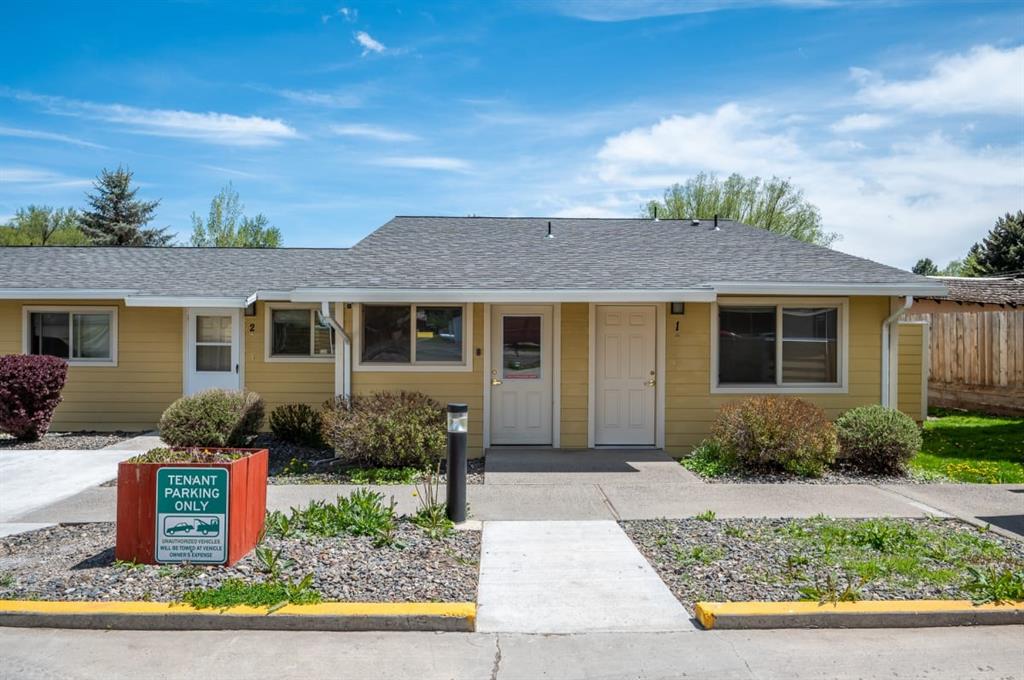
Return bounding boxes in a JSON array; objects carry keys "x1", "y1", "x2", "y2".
[{"x1": 162, "y1": 517, "x2": 221, "y2": 537}]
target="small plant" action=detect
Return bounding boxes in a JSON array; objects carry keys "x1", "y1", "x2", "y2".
[
  {"x1": 963, "y1": 567, "x2": 1024, "y2": 604},
  {"x1": 798, "y1": 570, "x2": 868, "y2": 604},
  {"x1": 159, "y1": 388, "x2": 264, "y2": 447},
  {"x1": 723, "y1": 525, "x2": 748, "y2": 539},
  {"x1": 127, "y1": 447, "x2": 248, "y2": 464},
  {"x1": 0, "y1": 354, "x2": 68, "y2": 441},
  {"x1": 0, "y1": 571, "x2": 14, "y2": 588},
  {"x1": 712, "y1": 396, "x2": 838, "y2": 477},
  {"x1": 280, "y1": 457, "x2": 310, "y2": 476},
  {"x1": 321, "y1": 391, "x2": 446, "y2": 469},
  {"x1": 675, "y1": 545, "x2": 725, "y2": 565},
  {"x1": 254, "y1": 545, "x2": 289, "y2": 576},
  {"x1": 695, "y1": 509, "x2": 717, "y2": 522},
  {"x1": 412, "y1": 461, "x2": 454, "y2": 539},
  {"x1": 114, "y1": 559, "x2": 145, "y2": 572},
  {"x1": 348, "y1": 466, "x2": 421, "y2": 485},
  {"x1": 181, "y1": 574, "x2": 321, "y2": 610},
  {"x1": 836, "y1": 405, "x2": 922, "y2": 475},
  {"x1": 266, "y1": 489, "x2": 399, "y2": 546},
  {"x1": 269, "y1": 403, "x2": 325, "y2": 448},
  {"x1": 264, "y1": 510, "x2": 295, "y2": 538},
  {"x1": 680, "y1": 439, "x2": 734, "y2": 478}
]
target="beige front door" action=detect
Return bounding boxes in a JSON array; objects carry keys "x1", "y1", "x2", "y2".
[
  {"x1": 595, "y1": 305, "x2": 656, "y2": 446},
  {"x1": 490, "y1": 305, "x2": 553, "y2": 445}
]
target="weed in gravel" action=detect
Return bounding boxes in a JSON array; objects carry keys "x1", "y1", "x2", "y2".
[
  {"x1": 265, "y1": 488, "x2": 399, "y2": 547},
  {"x1": 963, "y1": 567, "x2": 1024, "y2": 604},
  {"x1": 349, "y1": 466, "x2": 421, "y2": 485},
  {"x1": 0, "y1": 571, "x2": 13, "y2": 587},
  {"x1": 679, "y1": 440, "x2": 734, "y2": 478},
  {"x1": 412, "y1": 461, "x2": 454, "y2": 539},
  {"x1": 181, "y1": 574, "x2": 321, "y2": 610},
  {"x1": 255, "y1": 545, "x2": 292, "y2": 576},
  {"x1": 723, "y1": 525, "x2": 748, "y2": 539},
  {"x1": 695, "y1": 509, "x2": 717, "y2": 521},
  {"x1": 114, "y1": 559, "x2": 145, "y2": 572},
  {"x1": 280, "y1": 457, "x2": 310, "y2": 476},
  {"x1": 674, "y1": 545, "x2": 725, "y2": 565},
  {"x1": 798, "y1": 570, "x2": 867, "y2": 603}
]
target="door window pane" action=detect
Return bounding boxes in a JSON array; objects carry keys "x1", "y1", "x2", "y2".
[
  {"x1": 72, "y1": 313, "x2": 112, "y2": 359},
  {"x1": 196, "y1": 345, "x2": 231, "y2": 372},
  {"x1": 30, "y1": 312, "x2": 70, "y2": 358},
  {"x1": 272, "y1": 309, "x2": 311, "y2": 356},
  {"x1": 416, "y1": 306, "x2": 463, "y2": 362},
  {"x1": 197, "y1": 316, "x2": 232, "y2": 343},
  {"x1": 718, "y1": 306, "x2": 776, "y2": 384},
  {"x1": 502, "y1": 316, "x2": 541, "y2": 379},
  {"x1": 782, "y1": 307, "x2": 838, "y2": 383},
  {"x1": 362, "y1": 306, "x2": 411, "y2": 363}
]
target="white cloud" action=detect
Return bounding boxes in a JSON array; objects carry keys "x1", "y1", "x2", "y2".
[
  {"x1": 555, "y1": 0, "x2": 838, "y2": 22},
  {"x1": 853, "y1": 44, "x2": 1024, "y2": 116},
  {"x1": 339, "y1": 7, "x2": 357, "y2": 21},
  {"x1": 355, "y1": 31, "x2": 386, "y2": 55},
  {"x1": 829, "y1": 113, "x2": 893, "y2": 133},
  {"x1": 14, "y1": 92, "x2": 299, "y2": 146},
  {"x1": 585, "y1": 102, "x2": 1023, "y2": 267},
  {"x1": 330, "y1": 124, "x2": 419, "y2": 142},
  {"x1": 0, "y1": 125, "x2": 106, "y2": 148},
  {"x1": 0, "y1": 167, "x2": 91, "y2": 188},
  {"x1": 275, "y1": 89, "x2": 362, "y2": 108},
  {"x1": 374, "y1": 156, "x2": 471, "y2": 172}
]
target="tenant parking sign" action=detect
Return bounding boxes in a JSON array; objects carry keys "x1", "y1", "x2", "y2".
[{"x1": 155, "y1": 467, "x2": 228, "y2": 564}]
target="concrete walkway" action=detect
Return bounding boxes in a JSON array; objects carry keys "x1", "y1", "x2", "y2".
[
  {"x1": 475, "y1": 520, "x2": 695, "y2": 633},
  {"x1": 484, "y1": 448, "x2": 700, "y2": 485}
]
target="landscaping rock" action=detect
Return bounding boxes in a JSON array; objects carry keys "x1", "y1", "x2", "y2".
[{"x1": 0, "y1": 431, "x2": 141, "y2": 451}]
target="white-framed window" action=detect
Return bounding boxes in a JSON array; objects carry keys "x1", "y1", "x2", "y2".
[
  {"x1": 353, "y1": 303, "x2": 472, "y2": 372},
  {"x1": 22, "y1": 306, "x2": 118, "y2": 367},
  {"x1": 264, "y1": 304, "x2": 335, "y2": 362},
  {"x1": 710, "y1": 298, "x2": 848, "y2": 394}
]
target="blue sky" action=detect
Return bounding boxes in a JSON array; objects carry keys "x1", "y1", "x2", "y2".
[{"x1": 1, "y1": 0, "x2": 1021, "y2": 269}]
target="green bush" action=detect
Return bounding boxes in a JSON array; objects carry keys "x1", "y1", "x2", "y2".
[
  {"x1": 835, "y1": 405, "x2": 922, "y2": 474},
  {"x1": 321, "y1": 391, "x2": 446, "y2": 469},
  {"x1": 269, "y1": 403, "x2": 324, "y2": 447},
  {"x1": 680, "y1": 439, "x2": 735, "y2": 478},
  {"x1": 711, "y1": 396, "x2": 838, "y2": 477},
  {"x1": 158, "y1": 389, "x2": 264, "y2": 448}
]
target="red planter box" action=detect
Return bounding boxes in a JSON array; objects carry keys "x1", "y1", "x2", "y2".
[{"x1": 115, "y1": 448, "x2": 268, "y2": 566}]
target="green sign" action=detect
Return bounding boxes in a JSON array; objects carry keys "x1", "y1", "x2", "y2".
[{"x1": 155, "y1": 467, "x2": 229, "y2": 564}]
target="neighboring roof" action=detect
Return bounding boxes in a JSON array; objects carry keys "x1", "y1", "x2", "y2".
[
  {"x1": 0, "y1": 217, "x2": 947, "y2": 303},
  {"x1": 300, "y1": 216, "x2": 939, "y2": 292},
  {"x1": 924, "y1": 276, "x2": 1024, "y2": 307},
  {"x1": 0, "y1": 247, "x2": 349, "y2": 301}
]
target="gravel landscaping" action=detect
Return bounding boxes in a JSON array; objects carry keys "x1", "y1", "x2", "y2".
[
  {"x1": 623, "y1": 517, "x2": 1024, "y2": 614},
  {"x1": 0, "y1": 522, "x2": 480, "y2": 603},
  {"x1": 0, "y1": 431, "x2": 141, "y2": 451},
  {"x1": 255, "y1": 434, "x2": 486, "y2": 485}
]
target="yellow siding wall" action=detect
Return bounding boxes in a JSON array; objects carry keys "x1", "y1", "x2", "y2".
[
  {"x1": 346, "y1": 303, "x2": 485, "y2": 456},
  {"x1": 243, "y1": 302, "x2": 336, "y2": 423},
  {"x1": 0, "y1": 300, "x2": 182, "y2": 431},
  {"x1": 663, "y1": 296, "x2": 892, "y2": 455},
  {"x1": 897, "y1": 322, "x2": 926, "y2": 422},
  {"x1": 559, "y1": 303, "x2": 589, "y2": 448}
]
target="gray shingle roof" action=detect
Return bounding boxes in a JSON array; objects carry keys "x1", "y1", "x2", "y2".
[
  {"x1": 0, "y1": 217, "x2": 939, "y2": 298},
  {"x1": 306, "y1": 216, "x2": 930, "y2": 290}
]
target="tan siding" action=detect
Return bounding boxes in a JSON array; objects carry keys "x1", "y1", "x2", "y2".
[
  {"x1": 0, "y1": 300, "x2": 182, "y2": 431},
  {"x1": 559, "y1": 303, "x2": 589, "y2": 448},
  {"x1": 663, "y1": 296, "x2": 892, "y2": 455},
  {"x1": 346, "y1": 303, "x2": 485, "y2": 456},
  {"x1": 244, "y1": 302, "x2": 335, "y2": 424},
  {"x1": 897, "y1": 322, "x2": 925, "y2": 422}
]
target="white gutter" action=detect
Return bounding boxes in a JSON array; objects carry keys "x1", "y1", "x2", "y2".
[
  {"x1": 291, "y1": 288, "x2": 718, "y2": 303},
  {"x1": 319, "y1": 301, "x2": 351, "y2": 400},
  {"x1": 880, "y1": 295, "x2": 913, "y2": 408},
  {"x1": 124, "y1": 296, "x2": 249, "y2": 308},
  {"x1": 0, "y1": 288, "x2": 138, "y2": 300},
  {"x1": 707, "y1": 281, "x2": 949, "y2": 297}
]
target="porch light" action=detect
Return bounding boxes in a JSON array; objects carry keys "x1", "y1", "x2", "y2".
[{"x1": 447, "y1": 403, "x2": 469, "y2": 433}]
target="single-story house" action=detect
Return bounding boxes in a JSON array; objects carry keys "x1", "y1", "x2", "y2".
[
  {"x1": 908, "y1": 275, "x2": 1024, "y2": 415},
  {"x1": 0, "y1": 216, "x2": 947, "y2": 456}
]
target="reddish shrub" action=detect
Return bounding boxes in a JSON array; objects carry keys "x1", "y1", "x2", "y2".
[{"x1": 0, "y1": 354, "x2": 69, "y2": 441}]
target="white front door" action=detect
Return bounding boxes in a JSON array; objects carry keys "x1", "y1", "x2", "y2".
[
  {"x1": 185, "y1": 308, "x2": 241, "y2": 395},
  {"x1": 595, "y1": 305, "x2": 656, "y2": 446},
  {"x1": 490, "y1": 305, "x2": 553, "y2": 445}
]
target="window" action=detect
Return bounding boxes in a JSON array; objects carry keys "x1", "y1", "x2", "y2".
[
  {"x1": 25, "y1": 307, "x2": 116, "y2": 365},
  {"x1": 357, "y1": 304, "x2": 469, "y2": 369},
  {"x1": 714, "y1": 300, "x2": 844, "y2": 391},
  {"x1": 502, "y1": 315, "x2": 542, "y2": 379},
  {"x1": 196, "y1": 315, "x2": 232, "y2": 371},
  {"x1": 268, "y1": 307, "x2": 334, "y2": 360}
]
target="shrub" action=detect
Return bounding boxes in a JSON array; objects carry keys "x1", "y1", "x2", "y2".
[
  {"x1": 0, "y1": 354, "x2": 68, "y2": 441},
  {"x1": 269, "y1": 403, "x2": 324, "y2": 447},
  {"x1": 835, "y1": 405, "x2": 922, "y2": 474},
  {"x1": 321, "y1": 391, "x2": 446, "y2": 469},
  {"x1": 680, "y1": 439, "x2": 735, "y2": 478},
  {"x1": 159, "y1": 389, "x2": 264, "y2": 447},
  {"x1": 711, "y1": 396, "x2": 838, "y2": 477}
]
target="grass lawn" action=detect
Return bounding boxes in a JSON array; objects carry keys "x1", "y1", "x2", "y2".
[{"x1": 911, "y1": 408, "x2": 1024, "y2": 483}]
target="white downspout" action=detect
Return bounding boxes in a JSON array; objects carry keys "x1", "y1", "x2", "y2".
[
  {"x1": 881, "y1": 295, "x2": 913, "y2": 408},
  {"x1": 320, "y1": 301, "x2": 351, "y2": 400}
]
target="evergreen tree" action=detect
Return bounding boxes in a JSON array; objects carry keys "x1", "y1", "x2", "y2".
[
  {"x1": 0, "y1": 206, "x2": 90, "y2": 245},
  {"x1": 190, "y1": 183, "x2": 282, "y2": 248},
  {"x1": 911, "y1": 258, "x2": 939, "y2": 276},
  {"x1": 79, "y1": 167, "x2": 172, "y2": 246},
  {"x1": 643, "y1": 172, "x2": 838, "y2": 247},
  {"x1": 965, "y1": 211, "x2": 1024, "y2": 276}
]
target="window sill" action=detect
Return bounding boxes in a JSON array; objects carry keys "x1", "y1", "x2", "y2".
[
  {"x1": 711, "y1": 384, "x2": 848, "y2": 395},
  {"x1": 263, "y1": 355, "x2": 336, "y2": 363},
  {"x1": 64, "y1": 360, "x2": 118, "y2": 368},
  {"x1": 353, "y1": 362, "x2": 473, "y2": 373}
]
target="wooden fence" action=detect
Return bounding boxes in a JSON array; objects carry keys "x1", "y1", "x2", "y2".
[{"x1": 905, "y1": 310, "x2": 1024, "y2": 415}]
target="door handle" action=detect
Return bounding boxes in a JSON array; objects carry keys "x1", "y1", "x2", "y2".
[
  {"x1": 491, "y1": 369, "x2": 502, "y2": 386},
  {"x1": 644, "y1": 377, "x2": 656, "y2": 387},
  {"x1": 491, "y1": 377, "x2": 503, "y2": 386}
]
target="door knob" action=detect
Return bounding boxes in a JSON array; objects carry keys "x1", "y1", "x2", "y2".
[{"x1": 491, "y1": 369, "x2": 502, "y2": 386}]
